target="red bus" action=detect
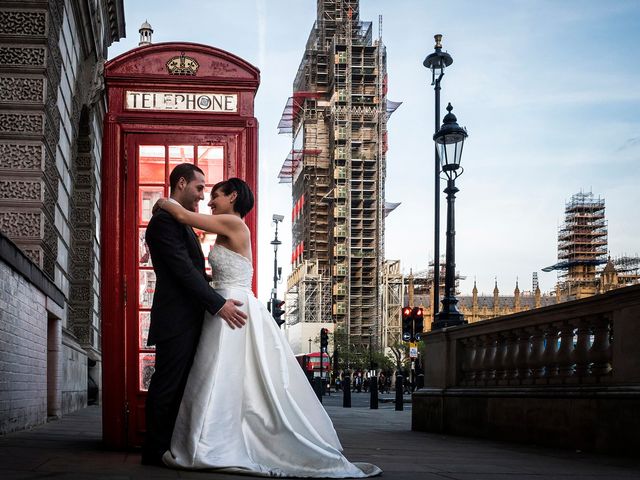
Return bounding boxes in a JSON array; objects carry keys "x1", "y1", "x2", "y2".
[{"x1": 295, "y1": 352, "x2": 330, "y2": 376}]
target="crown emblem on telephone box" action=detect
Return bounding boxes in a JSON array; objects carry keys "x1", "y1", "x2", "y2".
[{"x1": 166, "y1": 52, "x2": 199, "y2": 76}]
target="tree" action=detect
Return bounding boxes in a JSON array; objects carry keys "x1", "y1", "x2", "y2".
[
  {"x1": 389, "y1": 340, "x2": 412, "y2": 372},
  {"x1": 330, "y1": 326, "x2": 395, "y2": 372}
]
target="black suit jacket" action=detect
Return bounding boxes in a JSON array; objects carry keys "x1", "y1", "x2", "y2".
[{"x1": 145, "y1": 210, "x2": 226, "y2": 345}]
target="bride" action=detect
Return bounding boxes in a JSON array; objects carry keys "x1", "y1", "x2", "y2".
[{"x1": 154, "y1": 178, "x2": 381, "y2": 478}]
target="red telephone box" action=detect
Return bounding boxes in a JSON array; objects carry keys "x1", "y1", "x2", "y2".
[{"x1": 101, "y1": 43, "x2": 260, "y2": 449}]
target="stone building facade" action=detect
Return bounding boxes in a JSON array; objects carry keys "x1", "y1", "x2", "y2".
[{"x1": 0, "y1": 0, "x2": 124, "y2": 434}]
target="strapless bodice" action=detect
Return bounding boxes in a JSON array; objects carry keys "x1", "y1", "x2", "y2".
[{"x1": 208, "y1": 244, "x2": 253, "y2": 290}]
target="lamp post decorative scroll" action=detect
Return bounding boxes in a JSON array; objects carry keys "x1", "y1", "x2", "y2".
[
  {"x1": 424, "y1": 34, "x2": 453, "y2": 322},
  {"x1": 432, "y1": 103, "x2": 468, "y2": 330}
]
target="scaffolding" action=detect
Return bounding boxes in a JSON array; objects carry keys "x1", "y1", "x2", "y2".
[
  {"x1": 381, "y1": 260, "x2": 403, "y2": 351},
  {"x1": 601, "y1": 255, "x2": 640, "y2": 291},
  {"x1": 612, "y1": 255, "x2": 640, "y2": 286},
  {"x1": 278, "y1": 0, "x2": 393, "y2": 349},
  {"x1": 285, "y1": 260, "x2": 332, "y2": 326},
  {"x1": 543, "y1": 192, "x2": 608, "y2": 300}
]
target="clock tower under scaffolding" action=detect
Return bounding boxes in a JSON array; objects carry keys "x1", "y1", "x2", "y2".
[{"x1": 278, "y1": 0, "x2": 400, "y2": 352}]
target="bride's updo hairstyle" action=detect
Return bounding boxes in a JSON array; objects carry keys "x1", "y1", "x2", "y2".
[{"x1": 211, "y1": 177, "x2": 254, "y2": 218}]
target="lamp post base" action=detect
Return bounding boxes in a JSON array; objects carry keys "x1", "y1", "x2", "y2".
[{"x1": 432, "y1": 296, "x2": 466, "y2": 330}]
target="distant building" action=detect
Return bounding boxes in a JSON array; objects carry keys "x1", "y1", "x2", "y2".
[
  {"x1": 381, "y1": 265, "x2": 556, "y2": 348},
  {"x1": 407, "y1": 276, "x2": 556, "y2": 330},
  {"x1": 598, "y1": 256, "x2": 640, "y2": 293}
]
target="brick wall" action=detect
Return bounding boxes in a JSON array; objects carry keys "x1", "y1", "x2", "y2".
[{"x1": 0, "y1": 259, "x2": 48, "y2": 435}]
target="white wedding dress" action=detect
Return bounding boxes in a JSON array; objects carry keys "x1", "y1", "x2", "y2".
[{"x1": 163, "y1": 244, "x2": 381, "y2": 477}]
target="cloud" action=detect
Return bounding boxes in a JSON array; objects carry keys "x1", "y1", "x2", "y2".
[{"x1": 618, "y1": 136, "x2": 640, "y2": 152}]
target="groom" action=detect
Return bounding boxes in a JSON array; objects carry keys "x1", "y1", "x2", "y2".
[{"x1": 141, "y1": 163, "x2": 247, "y2": 466}]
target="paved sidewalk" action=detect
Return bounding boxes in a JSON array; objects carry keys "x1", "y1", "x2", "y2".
[{"x1": 1, "y1": 393, "x2": 640, "y2": 479}]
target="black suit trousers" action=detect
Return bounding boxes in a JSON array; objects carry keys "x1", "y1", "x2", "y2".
[{"x1": 143, "y1": 324, "x2": 202, "y2": 458}]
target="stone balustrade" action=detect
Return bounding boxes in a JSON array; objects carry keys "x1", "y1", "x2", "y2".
[
  {"x1": 413, "y1": 284, "x2": 640, "y2": 454},
  {"x1": 459, "y1": 313, "x2": 613, "y2": 387}
]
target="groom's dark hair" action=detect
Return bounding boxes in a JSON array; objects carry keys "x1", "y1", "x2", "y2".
[
  {"x1": 212, "y1": 177, "x2": 254, "y2": 218},
  {"x1": 169, "y1": 163, "x2": 205, "y2": 193}
]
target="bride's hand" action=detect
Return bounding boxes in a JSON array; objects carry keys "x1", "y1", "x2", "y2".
[{"x1": 152, "y1": 198, "x2": 167, "y2": 216}]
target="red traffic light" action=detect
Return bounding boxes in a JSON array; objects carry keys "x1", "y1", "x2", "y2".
[
  {"x1": 402, "y1": 307, "x2": 412, "y2": 317},
  {"x1": 272, "y1": 298, "x2": 286, "y2": 327},
  {"x1": 320, "y1": 328, "x2": 329, "y2": 350},
  {"x1": 414, "y1": 307, "x2": 423, "y2": 317}
]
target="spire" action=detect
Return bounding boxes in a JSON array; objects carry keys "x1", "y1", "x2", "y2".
[
  {"x1": 602, "y1": 256, "x2": 616, "y2": 274},
  {"x1": 471, "y1": 277, "x2": 478, "y2": 319},
  {"x1": 139, "y1": 20, "x2": 153, "y2": 46},
  {"x1": 493, "y1": 277, "x2": 499, "y2": 296},
  {"x1": 514, "y1": 277, "x2": 520, "y2": 295}
]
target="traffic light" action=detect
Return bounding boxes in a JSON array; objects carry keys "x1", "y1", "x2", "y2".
[
  {"x1": 272, "y1": 299, "x2": 285, "y2": 327},
  {"x1": 402, "y1": 306, "x2": 412, "y2": 342},
  {"x1": 320, "y1": 328, "x2": 329, "y2": 351},
  {"x1": 412, "y1": 306, "x2": 424, "y2": 341}
]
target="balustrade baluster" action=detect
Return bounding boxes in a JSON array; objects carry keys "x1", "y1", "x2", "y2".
[
  {"x1": 475, "y1": 336, "x2": 488, "y2": 384},
  {"x1": 469, "y1": 336, "x2": 483, "y2": 385},
  {"x1": 529, "y1": 326, "x2": 545, "y2": 380},
  {"x1": 515, "y1": 329, "x2": 532, "y2": 382},
  {"x1": 460, "y1": 338, "x2": 475, "y2": 385},
  {"x1": 503, "y1": 331, "x2": 519, "y2": 383},
  {"x1": 494, "y1": 333, "x2": 508, "y2": 383},
  {"x1": 589, "y1": 314, "x2": 612, "y2": 377},
  {"x1": 541, "y1": 325, "x2": 559, "y2": 379},
  {"x1": 556, "y1": 321, "x2": 576, "y2": 379},
  {"x1": 572, "y1": 317, "x2": 591, "y2": 378},
  {"x1": 483, "y1": 334, "x2": 498, "y2": 384}
]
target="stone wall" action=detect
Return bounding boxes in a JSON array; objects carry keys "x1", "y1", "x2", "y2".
[
  {"x1": 61, "y1": 333, "x2": 87, "y2": 414},
  {"x1": 0, "y1": 256, "x2": 48, "y2": 434},
  {"x1": 0, "y1": 0, "x2": 124, "y2": 433},
  {"x1": 412, "y1": 284, "x2": 640, "y2": 455}
]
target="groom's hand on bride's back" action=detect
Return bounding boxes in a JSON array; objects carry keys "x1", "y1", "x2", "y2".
[{"x1": 216, "y1": 299, "x2": 247, "y2": 329}]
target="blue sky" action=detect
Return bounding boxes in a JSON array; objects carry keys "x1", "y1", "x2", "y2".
[{"x1": 108, "y1": 0, "x2": 640, "y2": 299}]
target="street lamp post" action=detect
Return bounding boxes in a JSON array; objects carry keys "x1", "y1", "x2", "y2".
[
  {"x1": 424, "y1": 34, "x2": 453, "y2": 323},
  {"x1": 433, "y1": 103, "x2": 468, "y2": 330},
  {"x1": 270, "y1": 214, "x2": 284, "y2": 319}
]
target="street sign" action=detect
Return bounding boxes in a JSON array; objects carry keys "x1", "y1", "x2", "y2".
[{"x1": 409, "y1": 342, "x2": 418, "y2": 359}]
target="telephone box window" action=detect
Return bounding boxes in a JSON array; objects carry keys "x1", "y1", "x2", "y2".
[
  {"x1": 169, "y1": 145, "x2": 195, "y2": 171},
  {"x1": 139, "y1": 187, "x2": 164, "y2": 224},
  {"x1": 139, "y1": 145, "x2": 165, "y2": 183},
  {"x1": 197, "y1": 145, "x2": 224, "y2": 180},
  {"x1": 139, "y1": 353, "x2": 155, "y2": 391}
]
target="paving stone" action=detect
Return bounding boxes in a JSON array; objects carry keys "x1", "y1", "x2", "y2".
[{"x1": 1, "y1": 398, "x2": 640, "y2": 479}]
